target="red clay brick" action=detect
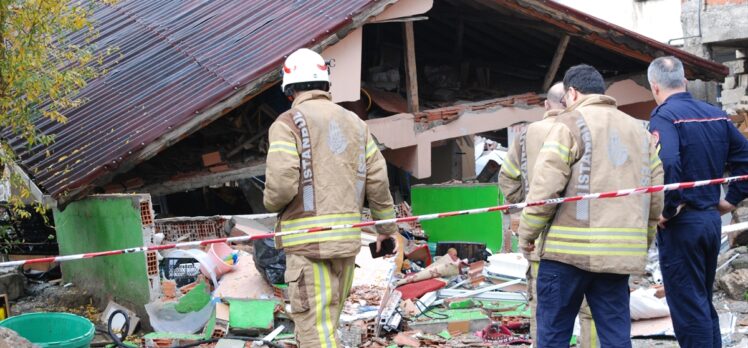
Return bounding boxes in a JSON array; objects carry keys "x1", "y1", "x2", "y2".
[{"x1": 201, "y1": 151, "x2": 222, "y2": 167}]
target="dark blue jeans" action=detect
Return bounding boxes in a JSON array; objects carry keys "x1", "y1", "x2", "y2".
[
  {"x1": 658, "y1": 209, "x2": 721, "y2": 348},
  {"x1": 536, "y1": 260, "x2": 631, "y2": 348}
]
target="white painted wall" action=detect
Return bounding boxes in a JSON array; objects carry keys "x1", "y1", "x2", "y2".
[{"x1": 553, "y1": 0, "x2": 684, "y2": 43}]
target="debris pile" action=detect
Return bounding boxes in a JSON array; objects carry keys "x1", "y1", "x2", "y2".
[{"x1": 9, "y1": 208, "x2": 748, "y2": 347}]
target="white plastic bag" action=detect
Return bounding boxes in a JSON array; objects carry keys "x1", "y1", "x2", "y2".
[{"x1": 630, "y1": 288, "x2": 670, "y2": 320}]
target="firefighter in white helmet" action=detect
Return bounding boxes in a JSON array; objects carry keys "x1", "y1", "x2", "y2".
[{"x1": 263, "y1": 48, "x2": 397, "y2": 348}]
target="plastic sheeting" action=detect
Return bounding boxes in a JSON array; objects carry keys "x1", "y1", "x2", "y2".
[
  {"x1": 162, "y1": 249, "x2": 219, "y2": 286},
  {"x1": 145, "y1": 299, "x2": 214, "y2": 334},
  {"x1": 252, "y1": 239, "x2": 286, "y2": 285},
  {"x1": 630, "y1": 288, "x2": 670, "y2": 320}
]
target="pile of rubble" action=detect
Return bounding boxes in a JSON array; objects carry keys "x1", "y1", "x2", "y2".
[{"x1": 6, "y1": 202, "x2": 748, "y2": 348}]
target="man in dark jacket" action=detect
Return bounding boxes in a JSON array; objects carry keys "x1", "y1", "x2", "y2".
[{"x1": 649, "y1": 56, "x2": 748, "y2": 347}]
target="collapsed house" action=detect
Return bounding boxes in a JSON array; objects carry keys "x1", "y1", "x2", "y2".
[{"x1": 0, "y1": 0, "x2": 729, "y2": 333}]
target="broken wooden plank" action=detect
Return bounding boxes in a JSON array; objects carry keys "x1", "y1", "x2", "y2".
[
  {"x1": 403, "y1": 21, "x2": 419, "y2": 113},
  {"x1": 226, "y1": 129, "x2": 269, "y2": 158},
  {"x1": 454, "y1": 16, "x2": 464, "y2": 60},
  {"x1": 542, "y1": 34, "x2": 570, "y2": 91}
]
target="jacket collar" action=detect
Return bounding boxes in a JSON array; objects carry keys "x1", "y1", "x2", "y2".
[
  {"x1": 292, "y1": 90, "x2": 332, "y2": 107},
  {"x1": 543, "y1": 109, "x2": 562, "y2": 119},
  {"x1": 664, "y1": 91, "x2": 692, "y2": 103},
  {"x1": 564, "y1": 94, "x2": 617, "y2": 112}
]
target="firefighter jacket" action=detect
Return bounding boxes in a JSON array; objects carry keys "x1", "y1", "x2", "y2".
[
  {"x1": 517, "y1": 95, "x2": 664, "y2": 275},
  {"x1": 499, "y1": 109, "x2": 560, "y2": 261},
  {"x1": 263, "y1": 90, "x2": 397, "y2": 259}
]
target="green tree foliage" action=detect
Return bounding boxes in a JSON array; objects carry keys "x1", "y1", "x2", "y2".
[{"x1": 0, "y1": 0, "x2": 115, "y2": 218}]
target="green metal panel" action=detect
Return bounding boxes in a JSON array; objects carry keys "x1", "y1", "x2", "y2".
[
  {"x1": 411, "y1": 184, "x2": 503, "y2": 252},
  {"x1": 53, "y1": 196, "x2": 151, "y2": 317}
]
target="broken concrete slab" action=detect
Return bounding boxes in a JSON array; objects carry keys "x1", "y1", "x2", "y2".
[
  {"x1": 719, "y1": 269, "x2": 748, "y2": 300},
  {"x1": 0, "y1": 271, "x2": 24, "y2": 301},
  {"x1": 214, "y1": 252, "x2": 274, "y2": 300}
]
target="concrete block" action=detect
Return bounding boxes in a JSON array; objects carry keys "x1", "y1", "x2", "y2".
[
  {"x1": 738, "y1": 49, "x2": 747, "y2": 60},
  {"x1": 720, "y1": 86, "x2": 748, "y2": 105},
  {"x1": 732, "y1": 254, "x2": 748, "y2": 270},
  {"x1": 724, "y1": 76, "x2": 737, "y2": 90},
  {"x1": 718, "y1": 268, "x2": 748, "y2": 300},
  {"x1": 0, "y1": 273, "x2": 24, "y2": 301},
  {"x1": 724, "y1": 60, "x2": 748, "y2": 75}
]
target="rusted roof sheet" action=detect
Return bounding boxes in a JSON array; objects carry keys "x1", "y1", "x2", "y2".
[
  {"x1": 7, "y1": 0, "x2": 395, "y2": 202},
  {"x1": 9, "y1": 0, "x2": 726, "y2": 204},
  {"x1": 499, "y1": 0, "x2": 728, "y2": 81}
]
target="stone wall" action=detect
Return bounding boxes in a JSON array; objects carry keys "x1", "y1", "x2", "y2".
[{"x1": 681, "y1": 0, "x2": 748, "y2": 108}]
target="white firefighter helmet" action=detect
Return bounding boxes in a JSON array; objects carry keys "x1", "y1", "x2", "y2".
[{"x1": 281, "y1": 48, "x2": 330, "y2": 92}]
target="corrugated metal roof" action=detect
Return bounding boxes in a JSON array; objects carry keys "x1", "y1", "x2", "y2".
[
  {"x1": 7, "y1": 0, "x2": 395, "y2": 202},
  {"x1": 501, "y1": 0, "x2": 728, "y2": 81},
  {"x1": 8, "y1": 0, "x2": 727, "y2": 204}
]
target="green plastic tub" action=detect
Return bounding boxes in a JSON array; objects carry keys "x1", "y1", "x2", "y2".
[{"x1": 0, "y1": 312, "x2": 95, "y2": 348}]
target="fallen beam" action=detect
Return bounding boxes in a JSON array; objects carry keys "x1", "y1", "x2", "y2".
[
  {"x1": 140, "y1": 162, "x2": 266, "y2": 196},
  {"x1": 542, "y1": 34, "x2": 570, "y2": 91}
]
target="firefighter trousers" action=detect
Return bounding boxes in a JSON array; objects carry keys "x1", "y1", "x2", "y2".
[
  {"x1": 536, "y1": 260, "x2": 631, "y2": 348},
  {"x1": 658, "y1": 209, "x2": 721, "y2": 348},
  {"x1": 528, "y1": 261, "x2": 598, "y2": 347},
  {"x1": 284, "y1": 253, "x2": 356, "y2": 348}
]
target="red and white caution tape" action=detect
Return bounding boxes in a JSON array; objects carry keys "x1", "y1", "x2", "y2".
[{"x1": 3, "y1": 174, "x2": 747, "y2": 268}]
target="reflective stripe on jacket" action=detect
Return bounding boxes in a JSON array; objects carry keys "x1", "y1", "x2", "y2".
[{"x1": 263, "y1": 90, "x2": 397, "y2": 259}]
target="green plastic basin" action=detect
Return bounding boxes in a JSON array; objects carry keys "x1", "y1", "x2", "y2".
[{"x1": 0, "y1": 312, "x2": 95, "y2": 348}]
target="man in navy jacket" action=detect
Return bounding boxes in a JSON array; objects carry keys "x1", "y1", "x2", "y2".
[{"x1": 649, "y1": 56, "x2": 748, "y2": 347}]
